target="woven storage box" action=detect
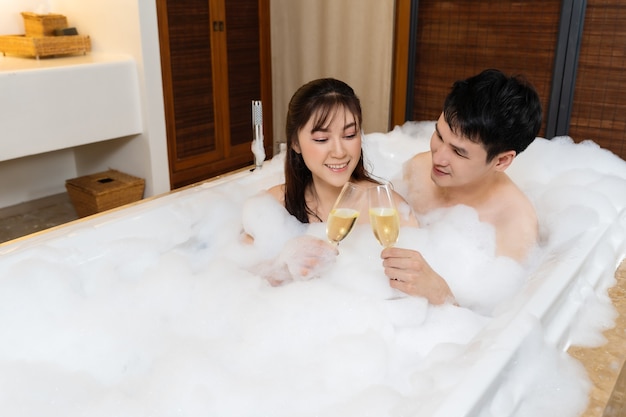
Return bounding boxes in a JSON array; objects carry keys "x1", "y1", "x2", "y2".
[
  {"x1": 21, "y1": 12, "x2": 68, "y2": 37},
  {"x1": 65, "y1": 170, "x2": 145, "y2": 218},
  {"x1": 0, "y1": 34, "x2": 91, "y2": 58}
]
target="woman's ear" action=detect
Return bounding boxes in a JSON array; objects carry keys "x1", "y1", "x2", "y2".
[
  {"x1": 292, "y1": 142, "x2": 301, "y2": 154},
  {"x1": 494, "y1": 150, "x2": 516, "y2": 171}
]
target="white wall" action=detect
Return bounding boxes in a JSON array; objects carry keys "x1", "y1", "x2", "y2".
[
  {"x1": 0, "y1": 1, "x2": 75, "y2": 206},
  {"x1": 50, "y1": 0, "x2": 171, "y2": 198},
  {"x1": 0, "y1": 0, "x2": 170, "y2": 208},
  {"x1": 0, "y1": 0, "x2": 48, "y2": 33}
]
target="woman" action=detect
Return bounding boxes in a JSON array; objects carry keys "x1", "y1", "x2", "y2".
[
  {"x1": 247, "y1": 78, "x2": 415, "y2": 284},
  {"x1": 268, "y1": 77, "x2": 414, "y2": 224}
]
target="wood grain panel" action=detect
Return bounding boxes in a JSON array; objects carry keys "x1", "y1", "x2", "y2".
[
  {"x1": 410, "y1": 0, "x2": 561, "y2": 138},
  {"x1": 391, "y1": 0, "x2": 412, "y2": 128},
  {"x1": 161, "y1": 0, "x2": 216, "y2": 160},
  {"x1": 225, "y1": 0, "x2": 262, "y2": 147},
  {"x1": 157, "y1": 0, "x2": 272, "y2": 189},
  {"x1": 569, "y1": 0, "x2": 626, "y2": 160}
]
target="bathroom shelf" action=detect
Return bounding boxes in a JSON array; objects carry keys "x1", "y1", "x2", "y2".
[{"x1": 0, "y1": 53, "x2": 142, "y2": 162}]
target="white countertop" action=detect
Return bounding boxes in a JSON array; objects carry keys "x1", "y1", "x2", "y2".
[
  {"x1": 0, "y1": 52, "x2": 133, "y2": 72},
  {"x1": 0, "y1": 53, "x2": 143, "y2": 162}
]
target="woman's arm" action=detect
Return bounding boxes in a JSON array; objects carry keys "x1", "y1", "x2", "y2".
[{"x1": 240, "y1": 190, "x2": 338, "y2": 285}]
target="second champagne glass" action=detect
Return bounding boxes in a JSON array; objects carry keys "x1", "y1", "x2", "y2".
[
  {"x1": 326, "y1": 182, "x2": 362, "y2": 246},
  {"x1": 368, "y1": 183, "x2": 400, "y2": 248}
]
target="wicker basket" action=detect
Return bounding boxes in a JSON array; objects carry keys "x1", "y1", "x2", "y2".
[
  {"x1": 65, "y1": 170, "x2": 145, "y2": 218},
  {"x1": 0, "y1": 34, "x2": 91, "y2": 59},
  {"x1": 21, "y1": 12, "x2": 68, "y2": 37}
]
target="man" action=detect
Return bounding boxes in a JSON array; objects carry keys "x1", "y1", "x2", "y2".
[{"x1": 382, "y1": 69, "x2": 542, "y2": 305}]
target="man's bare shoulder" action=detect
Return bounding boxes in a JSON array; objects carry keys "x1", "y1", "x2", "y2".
[
  {"x1": 404, "y1": 151, "x2": 431, "y2": 170},
  {"x1": 403, "y1": 151, "x2": 432, "y2": 181},
  {"x1": 488, "y1": 177, "x2": 538, "y2": 260},
  {"x1": 494, "y1": 176, "x2": 536, "y2": 218},
  {"x1": 403, "y1": 151, "x2": 435, "y2": 214}
]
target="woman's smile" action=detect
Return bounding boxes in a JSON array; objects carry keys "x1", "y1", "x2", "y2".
[{"x1": 326, "y1": 162, "x2": 350, "y2": 172}]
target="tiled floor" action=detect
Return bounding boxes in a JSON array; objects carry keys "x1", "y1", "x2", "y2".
[
  {"x1": 0, "y1": 193, "x2": 78, "y2": 244},
  {"x1": 0, "y1": 193, "x2": 624, "y2": 417},
  {"x1": 573, "y1": 258, "x2": 626, "y2": 417}
]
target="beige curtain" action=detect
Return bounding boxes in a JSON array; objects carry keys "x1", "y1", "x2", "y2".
[{"x1": 269, "y1": 0, "x2": 395, "y2": 151}]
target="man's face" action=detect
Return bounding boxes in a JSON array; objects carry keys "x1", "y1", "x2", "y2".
[{"x1": 429, "y1": 113, "x2": 498, "y2": 188}]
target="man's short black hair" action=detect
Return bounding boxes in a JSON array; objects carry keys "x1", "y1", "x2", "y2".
[{"x1": 443, "y1": 69, "x2": 542, "y2": 162}]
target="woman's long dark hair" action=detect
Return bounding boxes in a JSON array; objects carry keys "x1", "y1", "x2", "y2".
[{"x1": 284, "y1": 78, "x2": 375, "y2": 223}]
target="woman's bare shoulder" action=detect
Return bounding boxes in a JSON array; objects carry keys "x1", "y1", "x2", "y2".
[{"x1": 266, "y1": 183, "x2": 285, "y2": 205}]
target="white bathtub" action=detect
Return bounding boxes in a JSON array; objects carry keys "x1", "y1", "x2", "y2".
[{"x1": 0, "y1": 122, "x2": 625, "y2": 417}]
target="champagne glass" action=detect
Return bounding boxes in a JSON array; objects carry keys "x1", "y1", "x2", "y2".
[
  {"x1": 368, "y1": 183, "x2": 400, "y2": 248},
  {"x1": 326, "y1": 182, "x2": 362, "y2": 245},
  {"x1": 369, "y1": 183, "x2": 405, "y2": 300}
]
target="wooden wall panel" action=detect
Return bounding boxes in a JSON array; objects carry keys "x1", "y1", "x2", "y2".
[
  {"x1": 410, "y1": 0, "x2": 561, "y2": 137},
  {"x1": 569, "y1": 0, "x2": 626, "y2": 160}
]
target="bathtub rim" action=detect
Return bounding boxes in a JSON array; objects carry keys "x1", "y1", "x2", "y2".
[{"x1": 0, "y1": 164, "x2": 259, "y2": 254}]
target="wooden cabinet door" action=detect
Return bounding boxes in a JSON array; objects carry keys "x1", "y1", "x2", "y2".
[{"x1": 157, "y1": 0, "x2": 272, "y2": 189}]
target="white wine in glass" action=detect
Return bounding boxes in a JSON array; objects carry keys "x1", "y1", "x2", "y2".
[
  {"x1": 326, "y1": 182, "x2": 362, "y2": 245},
  {"x1": 368, "y1": 184, "x2": 400, "y2": 248}
]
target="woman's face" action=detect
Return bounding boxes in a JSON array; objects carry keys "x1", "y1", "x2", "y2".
[{"x1": 293, "y1": 106, "x2": 361, "y2": 191}]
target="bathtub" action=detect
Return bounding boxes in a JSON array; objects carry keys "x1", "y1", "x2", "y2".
[{"x1": 0, "y1": 122, "x2": 625, "y2": 417}]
